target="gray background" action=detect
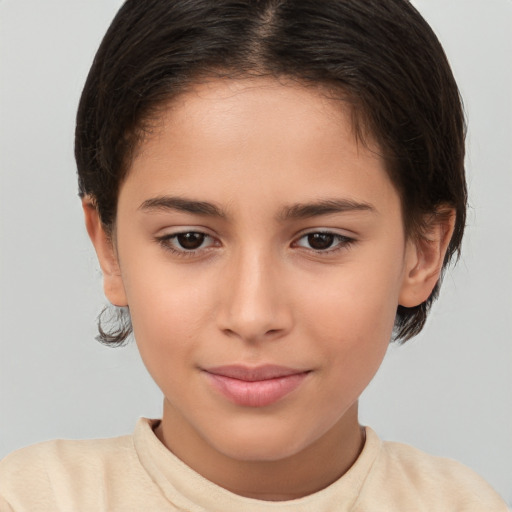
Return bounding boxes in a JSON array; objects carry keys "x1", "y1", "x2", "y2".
[{"x1": 0, "y1": 0, "x2": 511, "y2": 504}]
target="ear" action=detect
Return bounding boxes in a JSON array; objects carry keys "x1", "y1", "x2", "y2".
[
  {"x1": 82, "y1": 197, "x2": 128, "y2": 307},
  {"x1": 399, "y1": 208, "x2": 456, "y2": 308}
]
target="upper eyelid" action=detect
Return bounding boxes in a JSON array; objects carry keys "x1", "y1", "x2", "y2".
[
  {"x1": 294, "y1": 232, "x2": 354, "y2": 243},
  {"x1": 157, "y1": 231, "x2": 217, "y2": 243},
  {"x1": 156, "y1": 228, "x2": 355, "y2": 239},
  {"x1": 155, "y1": 226, "x2": 218, "y2": 241},
  {"x1": 292, "y1": 230, "x2": 356, "y2": 251},
  {"x1": 293, "y1": 227, "x2": 356, "y2": 239},
  {"x1": 155, "y1": 227, "x2": 356, "y2": 245}
]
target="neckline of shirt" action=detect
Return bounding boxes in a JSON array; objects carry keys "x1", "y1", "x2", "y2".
[{"x1": 132, "y1": 418, "x2": 381, "y2": 512}]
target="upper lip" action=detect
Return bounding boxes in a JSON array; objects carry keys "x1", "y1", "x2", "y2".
[{"x1": 204, "y1": 365, "x2": 309, "y2": 382}]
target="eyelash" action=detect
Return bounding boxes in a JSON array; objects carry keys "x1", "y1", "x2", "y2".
[
  {"x1": 292, "y1": 231, "x2": 356, "y2": 254},
  {"x1": 155, "y1": 230, "x2": 355, "y2": 257},
  {"x1": 156, "y1": 231, "x2": 217, "y2": 258}
]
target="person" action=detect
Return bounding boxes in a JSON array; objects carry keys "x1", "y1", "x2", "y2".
[{"x1": 0, "y1": 0, "x2": 508, "y2": 510}]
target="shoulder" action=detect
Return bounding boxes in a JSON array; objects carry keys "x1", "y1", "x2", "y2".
[
  {"x1": 0, "y1": 433, "x2": 135, "y2": 476},
  {"x1": 0, "y1": 434, "x2": 139, "y2": 509},
  {"x1": 355, "y1": 430, "x2": 509, "y2": 511}
]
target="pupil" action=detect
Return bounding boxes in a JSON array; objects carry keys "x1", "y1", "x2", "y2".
[
  {"x1": 308, "y1": 233, "x2": 334, "y2": 250},
  {"x1": 177, "y1": 232, "x2": 204, "y2": 250}
]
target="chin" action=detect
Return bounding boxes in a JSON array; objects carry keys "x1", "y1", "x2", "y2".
[
  {"x1": 206, "y1": 421, "x2": 318, "y2": 462},
  {"x1": 216, "y1": 440, "x2": 303, "y2": 463}
]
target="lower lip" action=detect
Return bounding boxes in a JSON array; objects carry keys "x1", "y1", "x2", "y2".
[{"x1": 205, "y1": 372, "x2": 310, "y2": 407}]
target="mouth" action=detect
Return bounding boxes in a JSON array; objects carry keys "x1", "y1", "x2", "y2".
[{"x1": 203, "y1": 365, "x2": 311, "y2": 407}]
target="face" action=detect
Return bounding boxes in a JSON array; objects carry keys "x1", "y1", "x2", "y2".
[{"x1": 104, "y1": 78, "x2": 417, "y2": 464}]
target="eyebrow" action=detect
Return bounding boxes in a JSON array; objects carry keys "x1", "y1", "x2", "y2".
[
  {"x1": 278, "y1": 198, "x2": 376, "y2": 220},
  {"x1": 138, "y1": 196, "x2": 226, "y2": 218},
  {"x1": 138, "y1": 195, "x2": 375, "y2": 220}
]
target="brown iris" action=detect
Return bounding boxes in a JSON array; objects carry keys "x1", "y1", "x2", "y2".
[
  {"x1": 307, "y1": 233, "x2": 335, "y2": 250},
  {"x1": 176, "y1": 232, "x2": 205, "y2": 250}
]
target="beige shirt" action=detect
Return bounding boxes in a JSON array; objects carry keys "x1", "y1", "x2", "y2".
[{"x1": 0, "y1": 418, "x2": 507, "y2": 511}]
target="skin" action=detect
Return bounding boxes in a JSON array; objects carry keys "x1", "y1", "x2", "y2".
[{"x1": 84, "y1": 78, "x2": 454, "y2": 501}]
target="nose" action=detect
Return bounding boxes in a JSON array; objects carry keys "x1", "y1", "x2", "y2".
[{"x1": 216, "y1": 248, "x2": 292, "y2": 343}]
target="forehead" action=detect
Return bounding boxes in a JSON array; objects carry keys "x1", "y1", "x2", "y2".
[
  {"x1": 156, "y1": 78, "x2": 372, "y2": 152},
  {"x1": 122, "y1": 77, "x2": 399, "y2": 219}
]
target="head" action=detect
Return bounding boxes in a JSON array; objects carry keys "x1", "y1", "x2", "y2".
[
  {"x1": 76, "y1": 0, "x2": 466, "y2": 473},
  {"x1": 76, "y1": 0, "x2": 466, "y2": 347}
]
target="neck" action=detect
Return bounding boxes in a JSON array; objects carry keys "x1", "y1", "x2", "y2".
[{"x1": 154, "y1": 401, "x2": 365, "y2": 501}]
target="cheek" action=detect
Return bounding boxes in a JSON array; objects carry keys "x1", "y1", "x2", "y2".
[
  {"x1": 121, "y1": 260, "x2": 214, "y2": 367},
  {"x1": 301, "y1": 261, "x2": 400, "y2": 331},
  {"x1": 298, "y1": 261, "x2": 401, "y2": 375}
]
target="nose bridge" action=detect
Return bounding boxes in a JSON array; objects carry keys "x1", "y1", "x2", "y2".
[{"x1": 218, "y1": 243, "x2": 290, "y2": 341}]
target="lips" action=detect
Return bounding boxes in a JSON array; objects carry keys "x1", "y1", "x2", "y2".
[{"x1": 203, "y1": 365, "x2": 310, "y2": 407}]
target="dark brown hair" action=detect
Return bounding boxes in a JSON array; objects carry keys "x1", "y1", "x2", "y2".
[{"x1": 75, "y1": 0, "x2": 466, "y2": 345}]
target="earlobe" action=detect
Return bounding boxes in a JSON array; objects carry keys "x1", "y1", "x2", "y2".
[
  {"x1": 82, "y1": 198, "x2": 128, "y2": 307},
  {"x1": 399, "y1": 209, "x2": 456, "y2": 308}
]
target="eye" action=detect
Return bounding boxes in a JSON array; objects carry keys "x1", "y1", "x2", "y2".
[
  {"x1": 294, "y1": 232, "x2": 354, "y2": 252},
  {"x1": 157, "y1": 231, "x2": 217, "y2": 254}
]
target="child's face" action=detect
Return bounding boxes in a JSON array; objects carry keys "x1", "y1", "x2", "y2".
[{"x1": 95, "y1": 78, "x2": 423, "y2": 463}]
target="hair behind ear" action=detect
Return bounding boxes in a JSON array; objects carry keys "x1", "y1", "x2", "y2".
[
  {"x1": 96, "y1": 305, "x2": 132, "y2": 347},
  {"x1": 394, "y1": 206, "x2": 456, "y2": 342}
]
